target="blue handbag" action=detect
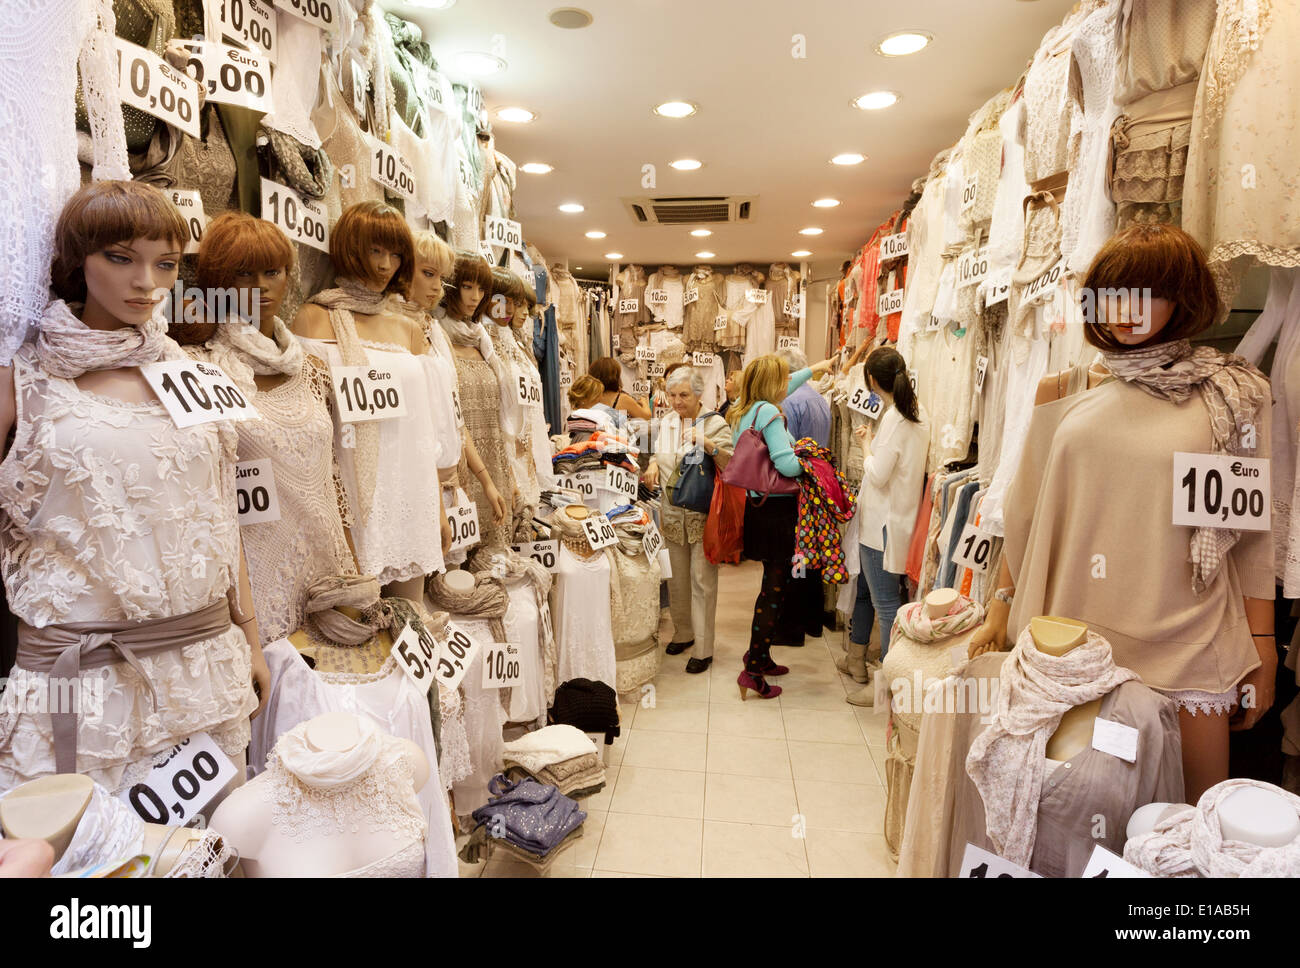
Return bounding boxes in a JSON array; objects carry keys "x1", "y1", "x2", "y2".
[{"x1": 669, "y1": 412, "x2": 719, "y2": 514}]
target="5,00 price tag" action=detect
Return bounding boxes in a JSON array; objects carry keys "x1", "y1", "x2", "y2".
[
  {"x1": 583, "y1": 513, "x2": 619, "y2": 550},
  {"x1": 391, "y1": 621, "x2": 439, "y2": 693},
  {"x1": 261, "y1": 177, "x2": 329, "y2": 252},
  {"x1": 482, "y1": 642, "x2": 522, "y2": 689},
  {"x1": 1172, "y1": 452, "x2": 1270, "y2": 531},
  {"x1": 512, "y1": 539, "x2": 559, "y2": 571},
  {"x1": 516, "y1": 371, "x2": 543, "y2": 408},
  {"x1": 618, "y1": 298, "x2": 641, "y2": 315},
  {"x1": 333, "y1": 366, "x2": 407, "y2": 423},
  {"x1": 141, "y1": 359, "x2": 260, "y2": 429},
  {"x1": 235, "y1": 458, "x2": 281, "y2": 525},
  {"x1": 120, "y1": 732, "x2": 237, "y2": 825},
  {"x1": 952, "y1": 522, "x2": 994, "y2": 573},
  {"x1": 847, "y1": 386, "x2": 883, "y2": 421},
  {"x1": 437, "y1": 620, "x2": 483, "y2": 691}
]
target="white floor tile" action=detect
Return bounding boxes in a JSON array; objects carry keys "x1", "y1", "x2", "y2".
[
  {"x1": 611, "y1": 766, "x2": 706, "y2": 819},
  {"x1": 704, "y1": 772, "x2": 800, "y2": 827},
  {"x1": 794, "y1": 779, "x2": 888, "y2": 834},
  {"x1": 621, "y1": 729, "x2": 708, "y2": 771},
  {"x1": 702, "y1": 820, "x2": 809, "y2": 877},
  {"x1": 788, "y1": 740, "x2": 881, "y2": 786},
  {"x1": 631, "y1": 699, "x2": 710, "y2": 734},
  {"x1": 705, "y1": 734, "x2": 793, "y2": 779},
  {"x1": 594, "y1": 813, "x2": 703, "y2": 876},
  {"x1": 708, "y1": 700, "x2": 787, "y2": 739},
  {"x1": 782, "y1": 706, "x2": 866, "y2": 744},
  {"x1": 805, "y1": 828, "x2": 897, "y2": 877}
]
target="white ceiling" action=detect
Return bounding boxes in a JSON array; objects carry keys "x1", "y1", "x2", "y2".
[{"x1": 391, "y1": 0, "x2": 1076, "y2": 278}]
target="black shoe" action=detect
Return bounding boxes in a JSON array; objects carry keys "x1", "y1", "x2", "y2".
[
  {"x1": 665, "y1": 640, "x2": 694, "y2": 656},
  {"x1": 685, "y1": 656, "x2": 712, "y2": 674}
]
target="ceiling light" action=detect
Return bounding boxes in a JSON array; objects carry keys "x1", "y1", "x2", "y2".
[
  {"x1": 495, "y1": 106, "x2": 536, "y2": 123},
  {"x1": 792, "y1": 250, "x2": 812, "y2": 258},
  {"x1": 549, "y1": 7, "x2": 593, "y2": 28},
  {"x1": 831, "y1": 153, "x2": 866, "y2": 166},
  {"x1": 604, "y1": 252, "x2": 623, "y2": 260},
  {"x1": 690, "y1": 229, "x2": 712, "y2": 237},
  {"x1": 853, "y1": 90, "x2": 899, "y2": 111},
  {"x1": 670, "y1": 159, "x2": 702, "y2": 171},
  {"x1": 799, "y1": 227, "x2": 824, "y2": 236},
  {"x1": 575, "y1": 266, "x2": 583, "y2": 269},
  {"x1": 449, "y1": 51, "x2": 506, "y2": 77},
  {"x1": 654, "y1": 100, "x2": 697, "y2": 119},
  {"x1": 695, "y1": 251, "x2": 715, "y2": 259},
  {"x1": 813, "y1": 198, "x2": 840, "y2": 208},
  {"x1": 875, "y1": 31, "x2": 932, "y2": 57},
  {"x1": 558, "y1": 203, "x2": 584, "y2": 213},
  {"x1": 585, "y1": 230, "x2": 606, "y2": 239},
  {"x1": 520, "y1": 162, "x2": 553, "y2": 175}
]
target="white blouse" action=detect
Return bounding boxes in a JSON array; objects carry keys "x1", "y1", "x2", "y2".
[{"x1": 858, "y1": 405, "x2": 930, "y2": 574}]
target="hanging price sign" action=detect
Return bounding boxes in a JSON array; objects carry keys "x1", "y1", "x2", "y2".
[
  {"x1": 692, "y1": 352, "x2": 716, "y2": 367},
  {"x1": 484, "y1": 215, "x2": 523, "y2": 252},
  {"x1": 618, "y1": 298, "x2": 640, "y2": 315},
  {"x1": 451, "y1": 387, "x2": 464, "y2": 428},
  {"x1": 642, "y1": 519, "x2": 663, "y2": 560},
  {"x1": 647, "y1": 361, "x2": 665, "y2": 378},
  {"x1": 877, "y1": 288, "x2": 905, "y2": 316},
  {"x1": 957, "y1": 246, "x2": 990, "y2": 289},
  {"x1": 446, "y1": 496, "x2": 480, "y2": 552},
  {"x1": 349, "y1": 56, "x2": 368, "y2": 118},
  {"x1": 169, "y1": 189, "x2": 206, "y2": 255},
  {"x1": 952, "y1": 522, "x2": 994, "y2": 573},
  {"x1": 847, "y1": 386, "x2": 883, "y2": 420},
  {"x1": 570, "y1": 470, "x2": 601, "y2": 505},
  {"x1": 235, "y1": 458, "x2": 281, "y2": 525},
  {"x1": 684, "y1": 288, "x2": 700, "y2": 306},
  {"x1": 879, "y1": 232, "x2": 909, "y2": 260},
  {"x1": 120, "y1": 733, "x2": 238, "y2": 825},
  {"x1": 206, "y1": 0, "x2": 277, "y2": 64},
  {"x1": 369, "y1": 136, "x2": 418, "y2": 201},
  {"x1": 1172, "y1": 453, "x2": 1270, "y2": 531},
  {"x1": 435, "y1": 620, "x2": 483, "y2": 691},
  {"x1": 512, "y1": 539, "x2": 559, "y2": 572},
  {"x1": 115, "y1": 39, "x2": 200, "y2": 138},
  {"x1": 974, "y1": 355, "x2": 989, "y2": 395},
  {"x1": 411, "y1": 62, "x2": 451, "y2": 116},
  {"x1": 646, "y1": 289, "x2": 669, "y2": 305},
  {"x1": 392, "y1": 622, "x2": 438, "y2": 693},
  {"x1": 984, "y1": 266, "x2": 1013, "y2": 307},
  {"x1": 181, "y1": 40, "x2": 271, "y2": 112},
  {"x1": 582, "y1": 513, "x2": 619, "y2": 550},
  {"x1": 1081, "y1": 845, "x2": 1151, "y2": 879},
  {"x1": 332, "y1": 365, "x2": 408, "y2": 422},
  {"x1": 604, "y1": 465, "x2": 638, "y2": 501},
  {"x1": 279, "y1": 0, "x2": 340, "y2": 34},
  {"x1": 714, "y1": 313, "x2": 729, "y2": 332},
  {"x1": 260, "y1": 177, "x2": 329, "y2": 252},
  {"x1": 635, "y1": 345, "x2": 656, "y2": 362},
  {"x1": 1024, "y1": 257, "x2": 1067, "y2": 304},
  {"x1": 959, "y1": 844, "x2": 1040, "y2": 879},
  {"x1": 516, "y1": 370, "x2": 543, "y2": 408},
  {"x1": 960, "y1": 173, "x2": 979, "y2": 214},
  {"x1": 140, "y1": 360, "x2": 260, "y2": 428},
  {"x1": 559, "y1": 370, "x2": 573, "y2": 390},
  {"x1": 745, "y1": 289, "x2": 770, "y2": 305},
  {"x1": 777, "y1": 336, "x2": 800, "y2": 351},
  {"x1": 631, "y1": 379, "x2": 651, "y2": 397},
  {"x1": 482, "y1": 642, "x2": 523, "y2": 689},
  {"x1": 788, "y1": 295, "x2": 803, "y2": 316},
  {"x1": 611, "y1": 333, "x2": 620, "y2": 354}
]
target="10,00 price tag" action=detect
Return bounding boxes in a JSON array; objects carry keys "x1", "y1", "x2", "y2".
[
  {"x1": 207, "y1": 0, "x2": 277, "y2": 63},
  {"x1": 777, "y1": 336, "x2": 800, "y2": 351},
  {"x1": 583, "y1": 513, "x2": 619, "y2": 550},
  {"x1": 570, "y1": 470, "x2": 601, "y2": 506},
  {"x1": 170, "y1": 189, "x2": 206, "y2": 255},
  {"x1": 141, "y1": 359, "x2": 260, "y2": 428},
  {"x1": 235, "y1": 458, "x2": 281, "y2": 525},
  {"x1": 642, "y1": 519, "x2": 663, "y2": 560},
  {"x1": 116, "y1": 39, "x2": 200, "y2": 138},
  {"x1": 261, "y1": 177, "x2": 329, "y2": 252},
  {"x1": 877, "y1": 288, "x2": 905, "y2": 316},
  {"x1": 1172, "y1": 452, "x2": 1270, "y2": 531},
  {"x1": 333, "y1": 366, "x2": 407, "y2": 423},
  {"x1": 369, "y1": 137, "x2": 417, "y2": 201},
  {"x1": 952, "y1": 522, "x2": 994, "y2": 573},
  {"x1": 446, "y1": 498, "x2": 480, "y2": 552},
  {"x1": 512, "y1": 539, "x2": 559, "y2": 571},
  {"x1": 120, "y1": 732, "x2": 237, "y2": 825},
  {"x1": 484, "y1": 215, "x2": 523, "y2": 252},
  {"x1": 605, "y1": 465, "x2": 638, "y2": 501},
  {"x1": 482, "y1": 642, "x2": 522, "y2": 689},
  {"x1": 692, "y1": 352, "x2": 716, "y2": 367},
  {"x1": 437, "y1": 621, "x2": 483, "y2": 691},
  {"x1": 879, "y1": 231, "x2": 909, "y2": 260}
]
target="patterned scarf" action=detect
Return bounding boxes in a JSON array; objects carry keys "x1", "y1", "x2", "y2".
[
  {"x1": 36, "y1": 298, "x2": 168, "y2": 378},
  {"x1": 893, "y1": 595, "x2": 985, "y2": 643},
  {"x1": 793, "y1": 439, "x2": 857, "y2": 583},
  {"x1": 1101, "y1": 339, "x2": 1268, "y2": 593},
  {"x1": 208, "y1": 315, "x2": 303, "y2": 388}
]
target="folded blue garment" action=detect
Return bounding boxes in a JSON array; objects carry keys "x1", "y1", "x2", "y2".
[{"x1": 471, "y1": 774, "x2": 586, "y2": 856}]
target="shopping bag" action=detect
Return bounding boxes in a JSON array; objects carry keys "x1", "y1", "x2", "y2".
[{"x1": 704, "y1": 479, "x2": 746, "y2": 565}]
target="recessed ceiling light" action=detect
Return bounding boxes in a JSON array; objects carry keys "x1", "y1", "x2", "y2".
[
  {"x1": 558, "y1": 203, "x2": 584, "y2": 213},
  {"x1": 813, "y1": 198, "x2": 840, "y2": 208},
  {"x1": 604, "y1": 252, "x2": 623, "y2": 260},
  {"x1": 875, "y1": 31, "x2": 932, "y2": 57},
  {"x1": 853, "y1": 90, "x2": 899, "y2": 111},
  {"x1": 831, "y1": 153, "x2": 866, "y2": 166},
  {"x1": 670, "y1": 159, "x2": 703, "y2": 171},
  {"x1": 585, "y1": 230, "x2": 606, "y2": 239},
  {"x1": 449, "y1": 51, "x2": 507, "y2": 77},
  {"x1": 690, "y1": 229, "x2": 712, "y2": 237},
  {"x1": 495, "y1": 106, "x2": 536, "y2": 123},
  {"x1": 654, "y1": 100, "x2": 697, "y2": 119},
  {"x1": 799, "y1": 227, "x2": 824, "y2": 236},
  {"x1": 549, "y1": 6, "x2": 593, "y2": 28},
  {"x1": 695, "y1": 251, "x2": 715, "y2": 259},
  {"x1": 792, "y1": 250, "x2": 812, "y2": 258},
  {"x1": 520, "y1": 162, "x2": 553, "y2": 175},
  {"x1": 575, "y1": 266, "x2": 583, "y2": 270}
]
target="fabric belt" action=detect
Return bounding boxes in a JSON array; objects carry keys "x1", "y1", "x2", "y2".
[{"x1": 16, "y1": 599, "x2": 234, "y2": 775}]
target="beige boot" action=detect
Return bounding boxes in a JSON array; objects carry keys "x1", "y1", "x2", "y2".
[
  {"x1": 835, "y1": 640, "x2": 870, "y2": 683},
  {"x1": 845, "y1": 683, "x2": 874, "y2": 707}
]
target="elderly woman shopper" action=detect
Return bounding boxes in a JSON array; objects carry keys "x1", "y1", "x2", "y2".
[{"x1": 645, "y1": 367, "x2": 735, "y2": 673}]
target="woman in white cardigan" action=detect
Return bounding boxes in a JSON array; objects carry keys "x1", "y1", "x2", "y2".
[{"x1": 847, "y1": 347, "x2": 929, "y2": 706}]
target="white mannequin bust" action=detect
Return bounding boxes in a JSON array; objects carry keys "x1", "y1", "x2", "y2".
[
  {"x1": 1218, "y1": 786, "x2": 1300, "y2": 847},
  {"x1": 210, "y1": 712, "x2": 428, "y2": 877},
  {"x1": 444, "y1": 569, "x2": 475, "y2": 594},
  {"x1": 925, "y1": 588, "x2": 958, "y2": 620}
]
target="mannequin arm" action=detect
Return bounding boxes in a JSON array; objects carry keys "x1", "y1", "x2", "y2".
[
  {"x1": 230, "y1": 540, "x2": 269, "y2": 720},
  {"x1": 969, "y1": 557, "x2": 1014, "y2": 658},
  {"x1": 0, "y1": 366, "x2": 14, "y2": 456},
  {"x1": 462, "y1": 433, "x2": 506, "y2": 522},
  {"x1": 1232, "y1": 597, "x2": 1277, "y2": 731}
]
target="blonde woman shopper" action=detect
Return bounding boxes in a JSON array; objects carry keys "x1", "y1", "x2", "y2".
[{"x1": 645, "y1": 366, "x2": 735, "y2": 673}]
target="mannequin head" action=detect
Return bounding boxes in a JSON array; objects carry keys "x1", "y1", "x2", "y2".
[
  {"x1": 197, "y1": 211, "x2": 294, "y2": 334},
  {"x1": 489, "y1": 267, "x2": 529, "y2": 328},
  {"x1": 864, "y1": 346, "x2": 920, "y2": 422},
  {"x1": 330, "y1": 202, "x2": 414, "y2": 296},
  {"x1": 51, "y1": 181, "x2": 187, "y2": 331},
  {"x1": 410, "y1": 230, "x2": 455, "y2": 312},
  {"x1": 442, "y1": 251, "x2": 493, "y2": 321},
  {"x1": 1082, "y1": 224, "x2": 1219, "y2": 352},
  {"x1": 516, "y1": 288, "x2": 538, "y2": 330}
]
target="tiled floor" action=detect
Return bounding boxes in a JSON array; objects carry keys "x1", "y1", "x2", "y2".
[{"x1": 458, "y1": 560, "x2": 897, "y2": 878}]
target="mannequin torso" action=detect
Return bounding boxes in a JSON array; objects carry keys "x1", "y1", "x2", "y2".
[{"x1": 1034, "y1": 616, "x2": 1105, "y2": 761}]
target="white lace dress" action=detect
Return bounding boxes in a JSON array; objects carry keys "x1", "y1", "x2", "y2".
[
  {"x1": 552, "y1": 545, "x2": 617, "y2": 695},
  {"x1": 0, "y1": 342, "x2": 256, "y2": 795}
]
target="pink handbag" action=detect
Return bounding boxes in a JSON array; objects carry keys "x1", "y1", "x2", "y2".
[{"x1": 721, "y1": 410, "x2": 801, "y2": 505}]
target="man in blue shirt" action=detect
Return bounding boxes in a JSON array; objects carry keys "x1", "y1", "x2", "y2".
[{"x1": 778, "y1": 348, "x2": 831, "y2": 447}]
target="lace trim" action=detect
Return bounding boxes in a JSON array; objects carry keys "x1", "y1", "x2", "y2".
[
  {"x1": 164, "y1": 830, "x2": 237, "y2": 878},
  {"x1": 1157, "y1": 685, "x2": 1240, "y2": 718},
  {"x1": 1200, "y1": 0, "x2": 1272, "y2": 135},
  {"x1": 1208, "y1": 239, "x2": 1300, "y2": 269}
]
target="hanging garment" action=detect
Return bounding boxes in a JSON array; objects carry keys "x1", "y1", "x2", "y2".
[
  {"x1": 613, "y1": 265, "x2": 650, "y2": 364},
  {"x1": 551, "y1": 543, "x2": 616, "y2": 695},
  {"x1": 261, "y1": 10, "x2": 323, "y2": 148},
  {"x1": 681, "y1": 266, "x2": 728, "y2": 353}
]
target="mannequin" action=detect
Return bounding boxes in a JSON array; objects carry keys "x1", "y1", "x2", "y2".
[
  {"x1": 1127, "y1": 787, "x2": 1300, "y2": 845},
  {"x1": 1033, "y1": 617, "x2": 1104, "y2": 761},
  {"x1": 211, "y1": 713, "x2": 430, "y2": 877},
  {"x1": 443, "y1": 569, "x2": 475, "y2": 595},
  {"x1": 490, "y1": 267, "x2": 544, "y2": 519},
  {"x1": 0, "y1": 181, "x2": 264, "y2": 798},
  {"x1": 647, "y1": 265, "x2": 685, "y2": 329},
  {"x1": 549, "y1": 505, "x2": 617, "y2": 695}
]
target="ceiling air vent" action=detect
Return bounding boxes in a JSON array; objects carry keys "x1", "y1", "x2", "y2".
[{"x1": 622, "y1": 195, "x2": 756, "y2": 226}]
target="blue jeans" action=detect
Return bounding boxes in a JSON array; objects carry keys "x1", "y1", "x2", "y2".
[
  {"x1": 860, "y1": 540, "x2": 903, "y2": 658},
  {"x1": 850, "y1": 570, "x2": 875, "y2": 647}
]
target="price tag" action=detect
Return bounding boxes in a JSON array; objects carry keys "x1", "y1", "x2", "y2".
[
  {"x1": 777, "y1": 336, "x2": 800, "y2": 351},
  {"x1": 570, "y1": 470, "x2": 601, "y2": 505},
  {"x1": 877, "y1": 288, "x2": 905, "y2": 316},
  {"x1": 745, "y1": 289, "x2": 769, "y2": 305},
  {"x1": 482, "y1": 642, "x2": 523, "y2": 689},
  {"x1": 1091, "y1": 718, "x2": 1140, "y2": 763},
  {"x1": 436, "y1": 620, "x2": 483, "y2": 691},
  {"x1": 235, "y1": 458, "x2": 281, "y2": 525},
  {"x1": 974, "y1": 355, "x2": 989, "y2": 395},
  {"x1": 692, "y1": 352, "x2": 715, "y2": 367},
  {"x1": 960, "y1": 173, "x2": 979, "y2": 214},
  {"x1": 714, "y1": 313, "x2": 729, "y2": 332},
  {"x1": 140, "y1": 359, "x2": 260, "y2": 428},
  {"x1": 169, "y1": 189, "x2": 206, "y2": 255},
  {"x1": 120, "y1": 733, "x2": 238, "y2": 825},
  {"x1": 559, "y1": 370, "x2": 573, "y2": 390},
  {"x1": 646, "y1": 289, "x2": 668, "y2": 305},
  {"x1": 411, "y1": 61, "x2": 451, "y2": 116},
  {"x1": 647, "y1": 361, "x2": 665, "y2": 378},
  {"x1": 539, "y1": 600, "x2": 554, "y2": 645},
  {"x1": 278, "y1": 0, "x2": 341, "y2": 34},
  {"x1": 115, "y1": 39, "x2": 200, "y2": 139},
  {"x1": 908, "y1": 372, "x2": 917, "y2": 392},
  {"x1": 180, "y1": 40, "x2": 271, "y2": 112},
  {"x1": 206, "y1": 0, "x2": 277, "y2": 63},
  {"x1": 684, "y1": 288, "x2": 700, "y2": 306},
  {"x1": 847, "y1": 386, "x2": 883, "y2": 420},
  {"x1": 879, "y1": 231, "x2": 909, "y2": 260},
  {"x1": 260, "y1": 177, "x2": 329, "y2": 252},
  {"x1": 368, "y1": 136, "x2": 417, "y2": 201},
  {"x1": 957, "y1": 246, "x2": 990, "y2": 289},
  {"x1": 604, "y1": 465, "x2": 638, "y2": 501},
  {"x1": 1172, "y1": 452, "x2": 1270, "y2": 531},
  {"x1": 446, "y1": 498, "x2": 480, "y2": 552},
  {"x1": 1081, "y1": 845, "x2": 1150, "y2": 879},
  {"x1": 515, "y1": 370, "x2": 543, "y2": 408},
  {"x1": 952, "y1": 522, "x2": 994, "y2": 573},
  {"x1": 788, "y1": 295, "x2": 803, "y2": 316},
  {"x1": 925, "y1": 314, "x2": 943, "y2": 333},
  {"x1": 467, "y1": 84, "x2": 485, "y2": 122},
  {"x1": 642, "y1": 519, "x2": 663, "y2": 560},
  {"x1": 611, "y1": 333, "x2": 620, "y2": 354},
  {"x1": 392, "y1": 621, "x2": 438, "y2": 693},
  {"x1": 634, "y1": 344, "x2": 656, "y2": 363},
  {"x1": 582, "y1": 513, "x2": 619, "y2": 550},
  {"x1": 485, "y1": 215, "x2": 523, "y2": 252},
  {"x1": 1024, "y1": 257, "x2": 1066, "y2": 304},
  {"x1": 332, "y1": 365, "x2": 408, "y2": 423},
  {"x1": 631, "y1": 379, "x2": 651, "y2": 397},
  {"x1": 959, "y1": 844, "x2": 1040, "y2": 879},
  {"x1": 984, "y1": 266, "x2": 1012, "y2": 307},
  {"x1": 618, "y1": 298, "x2": 640, "y2": 315},
  {"x1": 512, "y1": 539, "x2": 559, "y2": 571},
  {"x1": 451, "y1": 387, "x2": 464, "y2": 428}
]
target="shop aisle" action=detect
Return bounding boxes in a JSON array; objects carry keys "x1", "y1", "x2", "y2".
[{"x1": 460, "y1": 561, "x2": 896, "y2": 878}]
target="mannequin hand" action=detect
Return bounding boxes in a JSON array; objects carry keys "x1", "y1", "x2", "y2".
[
  {"x1": 440, "y1": 513, "x2": 453, "y2": 554},
  {"x1": 1230, "y1": 644, "x2": 1277, "y2": 731},
  {"x1": 967, "y1": 614, "x2": 1009, "y2": 659},
  {"x1": 486, "y1": 481, "x2": 507, "y2": 522},
  {"x1": 250, "y1": 647, "x2": 271, "y2": 721}
]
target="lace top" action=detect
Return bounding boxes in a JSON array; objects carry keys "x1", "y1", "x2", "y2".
[
  {"x1": 1022, "y1": 20, "x2": 1080, "y2": 183},
  {"x1": 261, "y1": 12, "x2": 323, "y2": 148},
  {"x1": 453, "y1": 353, "x2": 516, "y2": 554}
]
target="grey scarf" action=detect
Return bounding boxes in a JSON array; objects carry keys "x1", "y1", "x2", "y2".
[{"x1": 37, "y1": 299, "x2": 168, "y2": 378}]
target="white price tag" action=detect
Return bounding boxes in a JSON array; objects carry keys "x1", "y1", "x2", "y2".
[
  {"x1": 467, "y1": 84, "x2": 485, "y2": 122},
  {"x1": 610, "y1": 333, "x2": 620, "y2": 354},
  {"x1": 278, "y1": 0, "x2": 341, "y2": 34},
  {"x1": 120, "y1": 732, "x2": 237, "y2": 825},
  {"x1": 570, "y1": 470, "x2": 602, "y2": 506},
  {"x1": 1024, "y1": 257, "x2": 1066, "y2": 304},
  {"x1": 582, "y1": 513, "x2": 618, "y2": 550},
  {"x1": 391, "y1": 622, "x2": 438, "y2": 693},
  {"x1": 206, "y1": 0, "x2": 277, "y2": 63},
  {"x1": 481, "y1": 642, "x2": 523, "y2": 689},
  {"x1": 1081, "y1": 845, "x2": 1151, "y2": 879},
  {"x1": 140, "y1": 359, "x2": 260, "y2": 428},
  {"x1": 539, "y1": 599, "x2": 554, "y2": 645},
  {"x1": 952, "y1": 522, "x2": 994, "y2": 573},
  {"x1": 957, "y1": 246, "x2": 990, "y2": 289},
  {"x1": 959, "y1": 844, "x2": 1040, "y2": 879},
  {"x1": 1172, "y1": 452, "x2": 1270, "y2": 531},
  {"x1": 879, "y1": 231, "x2": 910, "y2": 260},
  {"x1": 332, "y1": 365, "x2": 408, "y2": 423},
  {"x1": 451, "y1": 387, "x2": 464, "y2": 428},
  {"x1": 974, "y1": 355, "x2": 989, "y2": 395},
  {"x1": 478, "y1": 239, "x2": 496, "y2": 263},
  {"x1": 169, "y1": 189, "x2": 206, "y2": 255},
  {"x1": 745, "y1": 289, "x2": 769, "y2": 305},
  {"x1": 436, "y1": 620, "x2": 483, "y2": 691},
  {"x1": 115, "y1": 39, "x2": 200, "y2": 138},
  {"x1": 181, "y1": 40, "x2": 271, "y2": 112},
  {"x1": 449, "y1": 500, "x2": 481, "y2": 551},
  {"x1": 1091, "y1": 717, "x2": 1140, "y2": 763},
  {"x1": 605, "y1": 465, "x2": 638, "y2": 502},
  {"x1": 714, "y1": 313, "x2": 729, "y2": 332},
  {"x1": 485, "y1": 215, "x2": 523, "y2": 252},
  {"x1": 642, "y1": 520, "x2": 663, "y2": 560},
  {"x1": 877, "y1": 288, "x2": 905, "y2": 316},
  {"x1": 647, "y1": 361, "x2": 665, "y2": 378},
  {"x1": 646, "y1": 289, "x2": 669, "y2": 305},
  {"x1": 984, "y1": 266, "x2": 1013, "y2": 307},
  {"x1": 512, "y1": 539, "x2": 559, "y2": 571},
  {"x1": 684, "y1": 288, "x2": 700, "y2": 306},
  {"x1": 847, "y1": 386, "x2": 883, "y2": 420},
  {"x1": 777, "y1": 336, "x2": 800, "y2": 351},
  {"x1": 348, "y1": 57, "x2": 367, "y2": 116},
  {"x1": 960, "y1": 173, "x2": 979, "y2": 214},
  {"x1": 368, "y1": 136, "x2": 418, "y2": 201},
  {"x1": 631, "y1": 379, "x2": 651, "y2": 397},
  {"x1": 788, "y1": 295, "x2": 803, "y2": 316},
  {"x1": 634, "y1": 344, "x2": 656, "y2": 363},
  {"x1": 515, "y1": 370, "x2": 543, "y2": 408},
  {"x1": 692, "y1": 352, "x2": 715, "y2": 367},
  {"x1": 618, "y1": 298, "x2": 641, "y2": 315},
  {"x1": 411, "y1": 62, "x2": 451, "y2": 116},
  {"x1": 260, "y1": 177, "x2": 329, "y2": 252},
  {"x1": 559, "y1": 370, "x2": 573, "y2": 390},
  {"x1": 925, "y1": 314, "x2": 943, "y2": 333},
  {"x1": 235, "y1": 458, "x2": 281, "y2": 525}
]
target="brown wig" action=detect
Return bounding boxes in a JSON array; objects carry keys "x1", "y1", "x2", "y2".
[
  {"x1": 328, "y1": 201, "x2": 414, "y2": 296},
  {"x1": 51, "y1": 180, "x2": 188, "y2": 303},
  {"x1": 197, "y1": 211, "x2": 295, "y2": 292},
  {"x1": 588, "y1": 357, "x2": 622, "y2": 393},
  {"x1": 1081, "y1": 223, "x2": 1221, "y2": 352},
  {"x1": 442, "y1": 250, "x2": 494, "y2": 320},
  {"x1": 490, "y1": 267, "x2": 530, "y2": 303}
]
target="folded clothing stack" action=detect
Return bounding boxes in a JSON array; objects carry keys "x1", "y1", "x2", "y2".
[
  {"x1": 503, "y1": 724, "x2": 606, "y2": 800},
  {"x1": 459, "y1": 773, "x2": 587, "y2": 865},
  {"x1": 550, "y1": 677, "x2": 621, "y2": 745}
]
